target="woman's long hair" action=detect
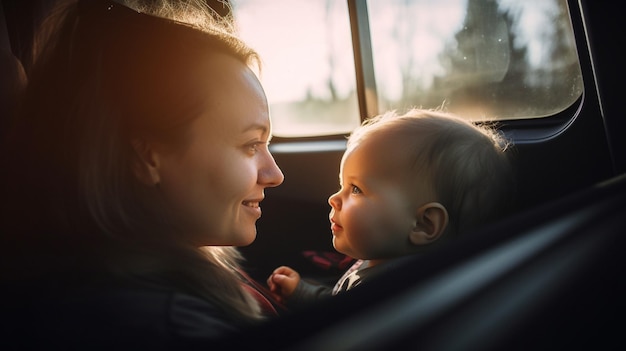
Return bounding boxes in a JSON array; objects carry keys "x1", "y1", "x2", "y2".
[{"x1": 1, "y1": 0, "x2": 264, "y2": 324}]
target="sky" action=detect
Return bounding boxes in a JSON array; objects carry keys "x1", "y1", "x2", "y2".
[
  {"x1": 231, "y1": 0, "x2": 354, "y2": 103},
  {"x1": 230, "y1": 0, "x2": 562, "y2": 105},
  {"x1": 227, "y1": 0, "x2": 572, "y2": 136}
]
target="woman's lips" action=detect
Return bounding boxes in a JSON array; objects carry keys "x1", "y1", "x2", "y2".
[
  {"x1": 242, "y1": 201, "x2": 260, "y2": 208},
  {"x1": 242, "y1": 200, "x2": 262, "y2": 218}
]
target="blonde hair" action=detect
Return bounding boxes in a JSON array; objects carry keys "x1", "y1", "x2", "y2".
[{"x1": 348, "y1": 108, "x2": 515, "y2": 237}]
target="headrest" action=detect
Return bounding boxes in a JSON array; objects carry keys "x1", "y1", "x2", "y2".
[{"x1": 1, "y1": 49, "x2": 27, "y2": 139}]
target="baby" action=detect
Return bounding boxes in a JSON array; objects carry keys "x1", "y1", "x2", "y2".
[{"x1": 267, "y1": 108, "x2": 515, "y2": 305}]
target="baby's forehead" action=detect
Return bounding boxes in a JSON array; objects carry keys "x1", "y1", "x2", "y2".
[
  {"x1": 348, "y1": 126, "x2": 421, "y2": 155},
  {"x1": 340, "y1": 135, "x2": 434, "y2": 196},
  {"x1": 343, "y1": 132, "x2": 424, "y2": 175}
]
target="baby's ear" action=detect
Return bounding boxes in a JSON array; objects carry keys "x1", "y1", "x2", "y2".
[
  {"x1": 409, "y1": 202, "x2": 449, "y2": 246},
  {"x1": 131, "y1": 139, "x2": 161, "y2": 186}
]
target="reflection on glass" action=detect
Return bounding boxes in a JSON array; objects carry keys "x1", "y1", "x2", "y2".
[
  {"x1": 230, "y1": 0, "x2": 583, "y2": 138},
  {"x1": 230, "y1": 0, "x2": 360, "y2": 137},
  {"x1": 367, "y1": 0, "x2": 583, "y2": 120}
]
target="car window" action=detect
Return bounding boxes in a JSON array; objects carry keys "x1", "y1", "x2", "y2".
[
  {"x1": 368, "y1": 0, "x2": 582, "y2": 121},
  {"x1": 231, "y1": 0, "x2": 360, "y2": 137},
  {"x1": 231, "y1": 0, "x2": 582, "y2": 137}
]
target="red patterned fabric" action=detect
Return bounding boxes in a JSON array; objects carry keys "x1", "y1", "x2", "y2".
[
  {"x1": 241, "y1": 282, "x2": 278, "y2": 317},
  {"x1": 302, "y1": 250, "x2": 355, "y2": 271},
  {"x1": 237, "y1": 269, "x2": 287, "y2": 317}
]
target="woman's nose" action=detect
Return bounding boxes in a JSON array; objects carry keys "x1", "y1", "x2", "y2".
[{"x1": 260, "y1": 153, "x2": 284, "y2": 188}]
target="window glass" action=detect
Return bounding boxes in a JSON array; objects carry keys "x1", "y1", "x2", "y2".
[
  {"x1": 367, "y1": 0, "x2": 583, "y2": 120},
  {"x1": 230, "y1": 0, "x2": 360, "y2": 137},
  {"x1": 230, "y1": 0, "x2": 583, "y2": 138}
]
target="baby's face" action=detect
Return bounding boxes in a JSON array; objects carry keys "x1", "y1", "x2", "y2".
[{"x1": 328, "y1": 133, "x2": 437, "y2": 261}]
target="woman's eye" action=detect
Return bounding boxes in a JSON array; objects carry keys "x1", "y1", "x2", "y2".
[
  {"x1": 246, "y1": 141, "x2": 264, "y2": 155},
  {"x1": 350, "y1": 185, "x2": 362, "y2": 194}
]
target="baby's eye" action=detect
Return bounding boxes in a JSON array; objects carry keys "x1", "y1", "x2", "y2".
[{"x1": 350, "y1": 185, "x2": 362, "y2": 194}]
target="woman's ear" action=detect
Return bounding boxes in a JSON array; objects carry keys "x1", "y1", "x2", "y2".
[
  {"x1": 131, "y1": 139, "x2": 161, "y2": 186},
  {"x1": 409, "y1": 202, "x2": 449, "y2": 246}
]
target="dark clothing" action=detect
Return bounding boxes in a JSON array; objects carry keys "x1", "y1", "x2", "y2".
[
  {"x1": 287, "y1": 257, "x2": 415, "y2": 308},
  {"x1": 2, "y1": 280, "x2": 241, "y2": 351},
  {"x1": 0, "y1": 237, "x2": 281, "y2": 349},
  {"x1": 289, "y1": 259, "x2": 366, "y2": 304}
]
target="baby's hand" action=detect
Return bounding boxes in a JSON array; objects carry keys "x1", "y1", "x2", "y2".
[{"x1": 267, "y1": 266, "x2": 301, "y2": 303}]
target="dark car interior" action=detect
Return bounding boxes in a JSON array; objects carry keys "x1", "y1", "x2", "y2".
[{"x1": 2, "y1": 0, "x2": 625, "y2": 349}]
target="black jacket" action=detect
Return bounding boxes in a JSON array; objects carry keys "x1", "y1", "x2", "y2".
[{"x1": 3, "y1": 279, "x2": 242, "y2": 350}]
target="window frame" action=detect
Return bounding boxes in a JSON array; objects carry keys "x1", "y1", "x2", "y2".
[{"x1": 271, "y1": 0, "x2": 593, "y2": 148}]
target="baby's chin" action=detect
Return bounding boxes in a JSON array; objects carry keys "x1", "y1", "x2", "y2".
[
  {"x1": 331, "y1": 236, "x2": 339, "y2": 250},
  {"x1": 331, "y1": 238, "x2": 352, "y2": 257}
]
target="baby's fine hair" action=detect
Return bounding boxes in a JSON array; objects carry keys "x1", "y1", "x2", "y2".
[{"x1": 347, "y1": 108, "x2": 515, "y2": 237}]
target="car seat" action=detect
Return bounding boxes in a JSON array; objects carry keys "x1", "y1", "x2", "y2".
[{"x1": 0, "y1": 0, "x2": 27, "y2": 142}]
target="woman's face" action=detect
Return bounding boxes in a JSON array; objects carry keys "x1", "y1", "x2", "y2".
[{"x1": 149, "y1": 53, "x2": 284, "y2": 246}]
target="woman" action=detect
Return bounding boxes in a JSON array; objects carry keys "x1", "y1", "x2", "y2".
[{"x1": 1, "y1": 0, "x2": 283, "y2": 348}]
